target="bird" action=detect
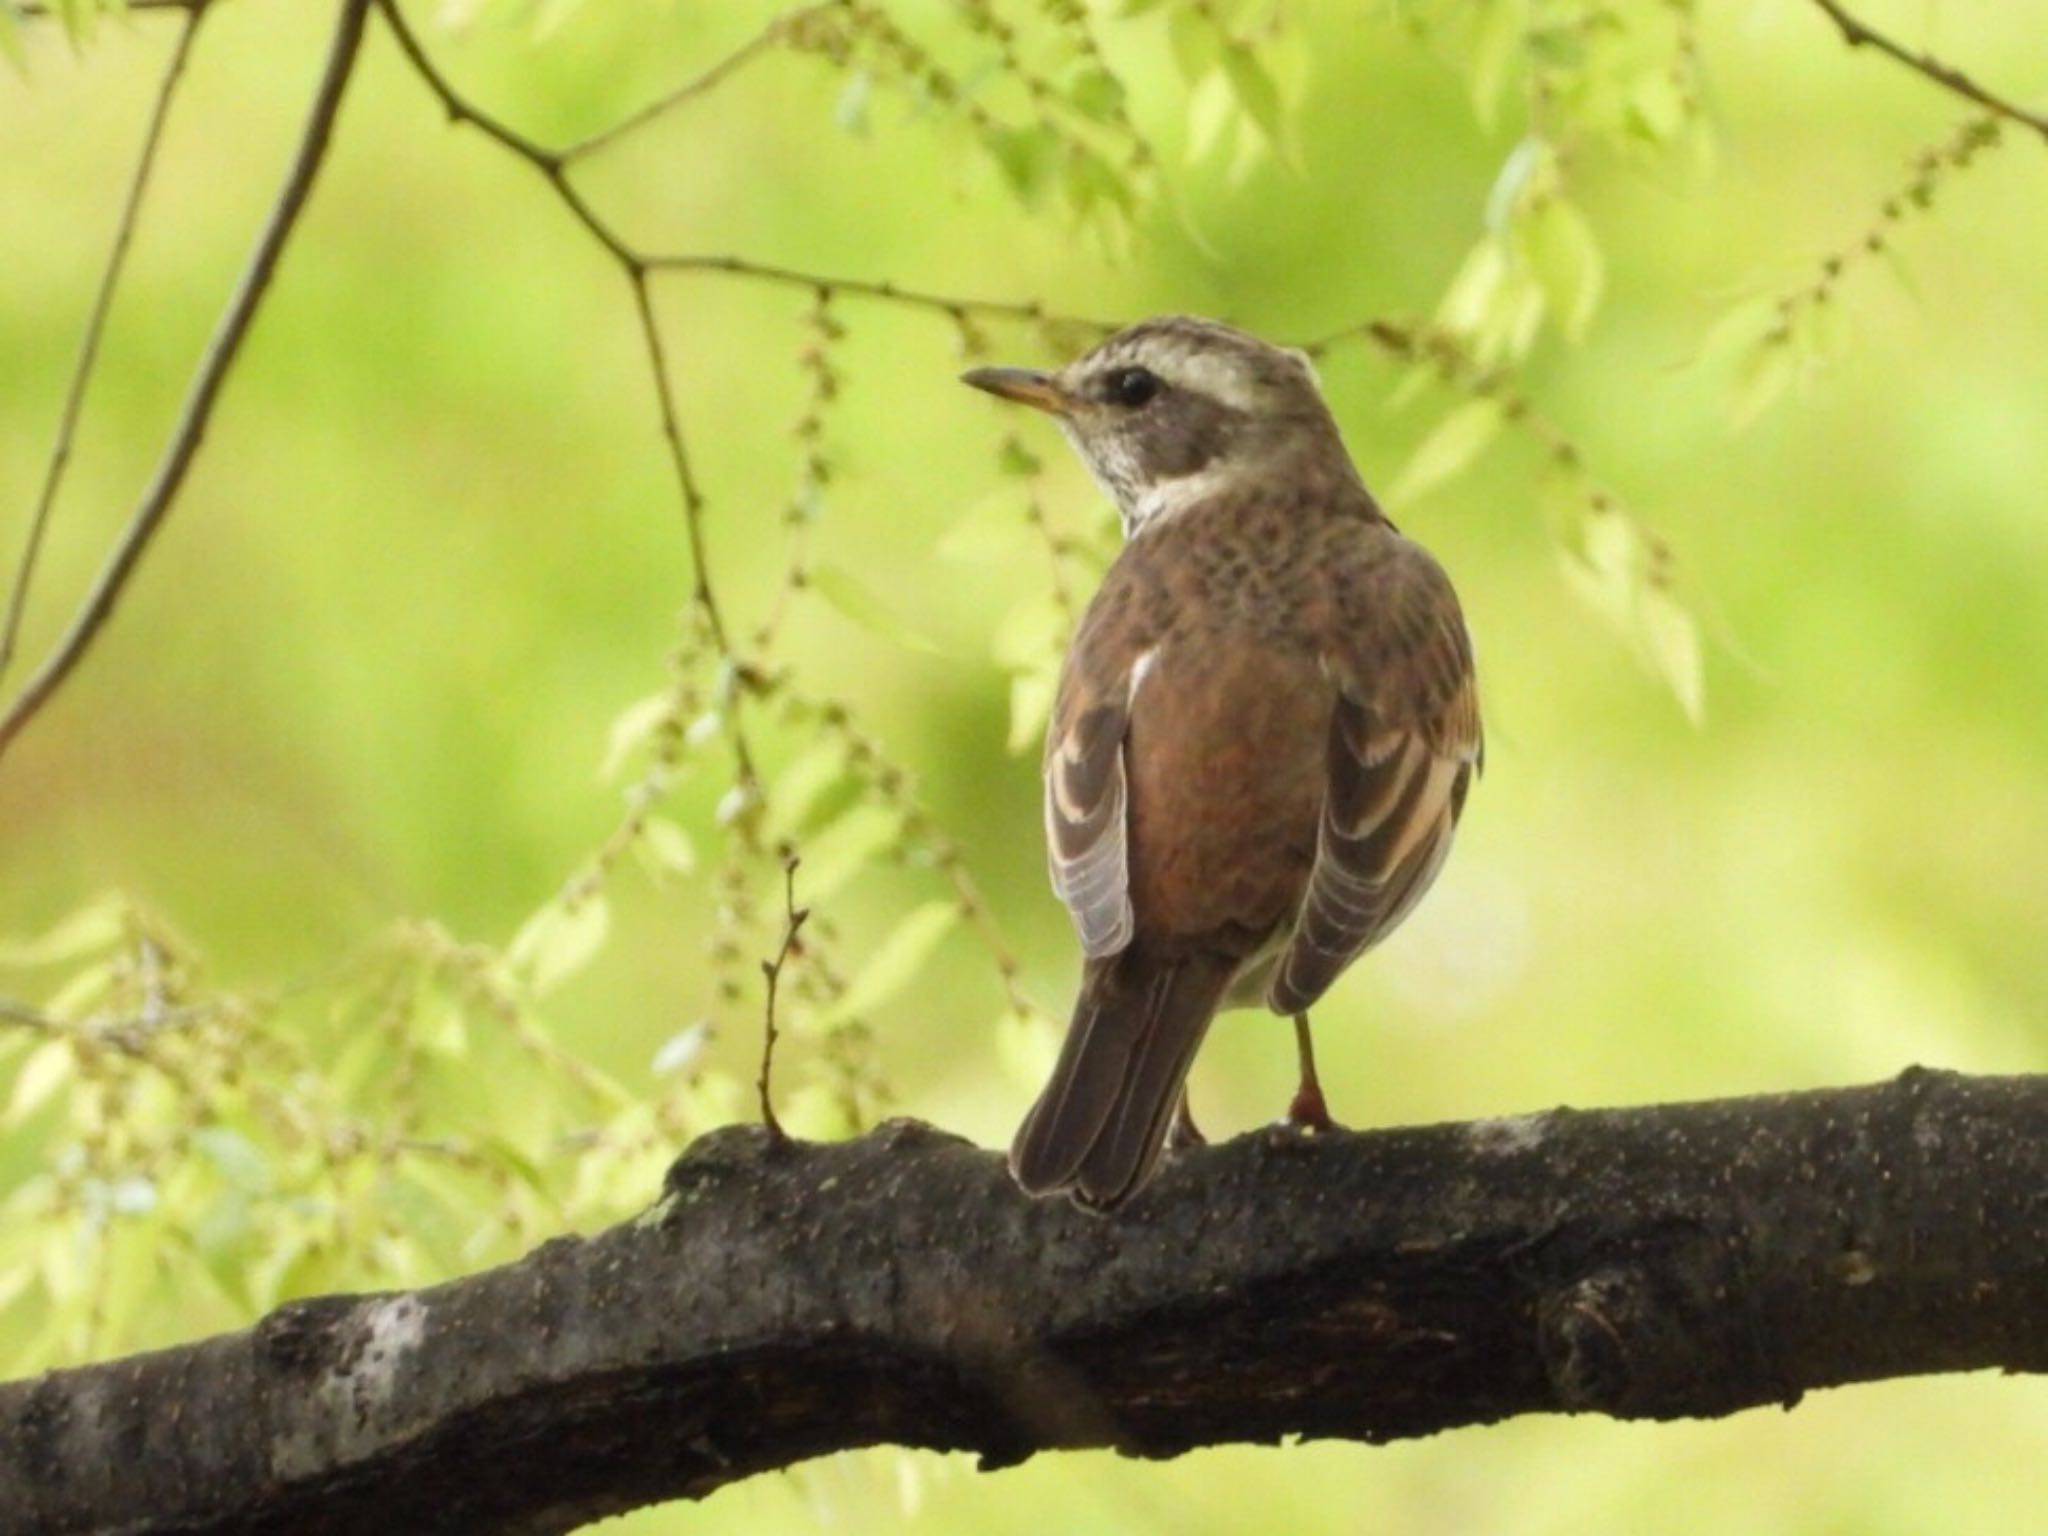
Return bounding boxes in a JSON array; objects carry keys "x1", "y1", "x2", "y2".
[{"x1": 961, "y1": 315, "x2": 1482, "y2": 1212}]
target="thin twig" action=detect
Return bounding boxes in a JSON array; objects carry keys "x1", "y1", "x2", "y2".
[
  {"x1": 13, "y1": 0, "x2": 207, "y2": 15},
  {"x1": 642, "y1": 251, "x2": 1114, "y2": 330},
  {"x1": 373, "y1": 0, "x2": 1103, "y2": 806},
  {"x1": 0, "y1": 997, "x2": 59, "y2": 1032},
  {"x1": 1809, "y1": 0, "x2": 2048, "y2": 142},
  {"x1": 756, "y1": 854, "x2": 808, "y2": 1141},
  {"x1": 556, "y1": 6, "x2": 825, "y2": 166},
  {"x1": 375, "y1": 2, "x2": 1110, "y2": 333},
  {"x1": 1, "y1": 4, "x2": 207, "y2": 688},
  {"x1": 0, "y1": 0, "x2": 372, "y2": 766}
]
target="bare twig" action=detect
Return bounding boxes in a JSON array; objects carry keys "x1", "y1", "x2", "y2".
[
  {"x1": 12, "y1": 0, "x2": 207, "y2": 15},
  {"x1": 556, "y1": 6, "x2": 827, "y2": 166},
  {"x1": 0, "y1": 0, "x2": 372, "y2": 766},
  {"x1": 374, "y1": 3, "x2": 1110, "y2": 330},
  {"x1": 0, "y1": 996, "x2": 59, "y2": 1032},
  {"x1": 756, "y1": 854, "x2": 808, "y2": 1140},
  {"x1": 626, "y1": 278, "x2": 735, "y2": 663},
  {"x1": 1809, "y1": 0, "x2": 2048, "y2": 142},
  {"x1": 1, "y1": 4, "x2": 207, "y2": 688},
  {"x1": 641, "y1": 250, "x2": 1114, "y2": 331},
  {"x1": 372, "y1": 0, "x2": 1107, "y2": 808}
]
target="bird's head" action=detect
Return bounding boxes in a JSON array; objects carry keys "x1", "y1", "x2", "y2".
[{"x1": 962, "y1": 315, "x2": 1348, "y2": 534}]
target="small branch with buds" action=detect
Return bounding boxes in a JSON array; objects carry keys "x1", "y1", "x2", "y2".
[
  {"x1": 1808, "y1": 0, "x2": 2048, "y2": 143},
  {"x1": 756, "y1": 854, "x2": 809, "y2": 1140}
]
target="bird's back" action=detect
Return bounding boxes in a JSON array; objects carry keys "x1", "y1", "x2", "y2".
[{"x1": 1065, "y1": 484, "x2": 1394, "y2": 958}]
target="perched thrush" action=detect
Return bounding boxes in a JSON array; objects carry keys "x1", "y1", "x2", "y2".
[{"x1": 962, "y1": 315, "x2": 1482, "y2": 1211}]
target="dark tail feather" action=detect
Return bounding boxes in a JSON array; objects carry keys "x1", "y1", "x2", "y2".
[{"x1": 1009, "y1": 949, "x2": 1232, "y2": 1210}]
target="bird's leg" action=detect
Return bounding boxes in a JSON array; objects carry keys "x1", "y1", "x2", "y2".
[
  {"x1": 1168, "y1": 1089, "x2": 1206, "y2": 1150},
  {"x1": 1286, "y1": 1012, "x2": 1335, "y2": 1132}
]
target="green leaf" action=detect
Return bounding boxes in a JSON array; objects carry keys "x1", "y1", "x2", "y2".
[
  {"x1": 1008, "y1": 665, "x2": 1058, "y2": 754},
  {"x1": 998, "y1": 437, "x2": 1042, "y2": 477},
  {"x1": 420, "y1": 1003, "x2": 468, "y2": 1059},
  {"x1": 1063, "y1": 145, "x2": 1135, "y2": 222},
  {"x1": 779, "y1": 1082, "x2": 858, "y2": 1141},
  {"x1": 1166, "y1": 7, "x2": 1219, "y2": 84},
  {"x1": 0, "y1": 897, "x2": 124, "y2": 968},
  {"x1": 995, "y1": 1007, "x2": 1058, "y2": 1086},
  {"x1": 0, "y1": 1263, "x2": 34, "y2": 1319},
  {"x1": 1436, "y1": 237, "x2": 1507, "y2": 337},
  {"x1": 42, "y1": 962, "x2": 114, "y2": 1022},
  {"x1": 810, "y1": 562, "x2": 945, "y2": 656},
  {"x1": 985, "y1": 124, "x2": 1062, "y2": 202},
  {"x1": 1184, "y1": 71, "x2": 1237, "y2": 164},
  {"x1": 763, "y1": 739, "x2": 849, "y2": 840},
  {"x1": 598, "y1": 692, "x2": 672, "y2": 782},
  {"x1": 815, "y1": 901, "x2": 959, "y2": 1029},
  {"x1": 1626, "y1": 74, "x2": 1685, "y2": 144},
  {"x1": 835, "y1": 68, "x2": 873, "y2": 135},
  {"x1": 1068, "y1": 68, "x2": 1125, "y2": 123},
  {"x1": 1387, "y1": 398, "x2": 1505, "y2": 505},
  {"x1": 650, "y1": 1020, "x2": 710, "y2": 1077},
  {"x1": 1692, "y1": 296, "x2": 1776, "y2": 371},
  {"x1": 0, "y1": 5, "x2": 28, "y2": 75},
  {"x1": 991, "y1": 592, "x2": 1067, "y2": 671},
  {"x1": 1728, "y1": 338, "x2": 1796, "y2": 428},
  {"x1": 937, "y1": 492, "x2": 1036, "y2": 566},
  {"x1": 638, "y1": 817, "x2": 697, "y2": 878},
  {"x1": 801, "y1": 804, "x2": 904, "y2": 899},
  {"x1": 56, "y1": 0, "x2": 90, "y2": 50},
  {"x1": 1467, "y1": 0, "x2": 1525, "y2": 132},
  {"x1": 1220, "y1": 46, "x2": 1283, "y2": 143},
  {"x1": 1641, "y1": 588, "x2": 1706, "y2": 725},
  {"x1": 5, "y1": 1039, "x2": 71, "y2": 1127},
  {"x1": 193, "y1": 1127, "x2": 273, "y2": 1195},
  {"x1": 1485, "y1": 138, "x2": 1548, "y2": 234},
  {"x1": 1525, "y1": 197, "x2": 1605, "y2": 341},
  {"x1": 508, "y1": 896, "x2": 611, "y2": 996}
]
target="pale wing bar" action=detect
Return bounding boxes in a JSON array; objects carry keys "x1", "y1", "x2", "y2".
[
  {"x1": 1268, "y1": 540, "x2": 1481, "y2": 1015},
  {"x1": 1045, "y1": 700, "x2": 1134, "y2": 958}
]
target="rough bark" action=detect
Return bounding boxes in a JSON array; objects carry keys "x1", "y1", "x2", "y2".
[{"x1": 0, "y1": 1067, "x2": 2041, "y2": 1536}]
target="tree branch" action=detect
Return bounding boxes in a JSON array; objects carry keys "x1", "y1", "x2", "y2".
[
  {"x1": 1, "y1": 2, "x2": 208, "y2": 688},
  {"x1": 12, "y1": 0, "x2": 210, "y2": 16},
  {"x1": 0, "y1": 0, "x2": 371, "y2": 767},
  {"x1": 1808, "y1": 0, "x2": 2048, "y2": 142},
  {"x1": 554, "y1": 5, "x2": 827, "y2": 167},
  {"x1": 1, "y1": 1068, "x2": 2039, "y2": 1536}
]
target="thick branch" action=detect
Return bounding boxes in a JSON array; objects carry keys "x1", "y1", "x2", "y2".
[
  {"x1": 1809, "y1": 0, "x2": 2048, "y2": 142},
  {"x1": 0, "y1": 1068, "x2": 2040, "y2": 1536},
  {"x1": 0, "y1": 0, "x2": 371, "y2": 766}
]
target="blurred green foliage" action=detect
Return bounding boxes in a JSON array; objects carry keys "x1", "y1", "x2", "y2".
[{"x1": 2, "y1": 0, "x2": 2045, "y2": 1530}]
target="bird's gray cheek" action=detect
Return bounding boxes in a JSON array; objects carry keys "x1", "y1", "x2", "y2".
[{"x1": 1145, "y1": 411, "x2": 1231, "y2": 480}]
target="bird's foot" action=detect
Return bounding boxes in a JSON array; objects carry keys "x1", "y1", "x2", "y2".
[
  {"x1": 1283, "y1": 1082, "x2": 1336, "y2": 1135},
  {"x1": 1168, "y1": 1096, "x2": 1207, "y2": 1151}
]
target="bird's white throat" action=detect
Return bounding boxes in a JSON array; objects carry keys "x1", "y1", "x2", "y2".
[{"x1": 1126, "y1": 460, "x2": 1253, "y2": 537}]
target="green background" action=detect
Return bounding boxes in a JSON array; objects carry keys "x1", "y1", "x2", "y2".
[{"x1": 2, "y1": 0, "x2": 2043, "y2": 1530}]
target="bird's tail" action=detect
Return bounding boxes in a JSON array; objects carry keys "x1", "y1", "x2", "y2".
[{"x1": 1009, "y1": 947, "x2": 1234, "y2": 1211}]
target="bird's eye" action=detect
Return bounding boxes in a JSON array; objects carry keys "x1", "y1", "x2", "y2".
[{"x1": 1104, "y1": 366, "x2": 1161, "y2": 409}]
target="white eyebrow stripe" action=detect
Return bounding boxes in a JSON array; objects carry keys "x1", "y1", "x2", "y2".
[{"x1": 1169, "y1": 348, "x2": 1261, "y2": 411}]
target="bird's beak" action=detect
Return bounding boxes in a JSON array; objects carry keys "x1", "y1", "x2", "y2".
[{"x1": 960, "y1": 366, "x2": 1071, "y2": 415}]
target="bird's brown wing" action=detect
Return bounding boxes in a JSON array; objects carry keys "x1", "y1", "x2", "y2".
[
  {"x1": 1043, "y1": 658, "x2": 1135, "y2": 959},
  {"x1": 1268, "y1": 534, "x2": 1481, "y2": 1014}
]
